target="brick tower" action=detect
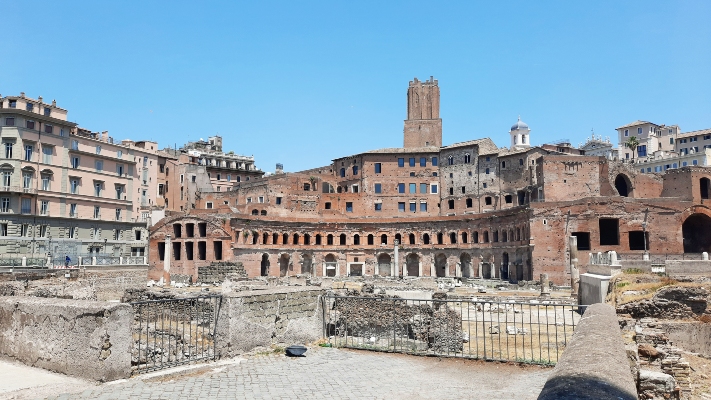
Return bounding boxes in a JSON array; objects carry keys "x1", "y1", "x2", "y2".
[{"x1": 403, "y1": 76, "x2": 442, "y2": 148}]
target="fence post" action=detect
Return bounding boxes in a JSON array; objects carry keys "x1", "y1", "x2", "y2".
[
  {"x1": 120, "y1": 256, "x2": 124, "y2": 265},
  {"x1": 92, "y1": 256, "x2": 97, "y2": 266},
  {"x1": 21, "y1": 257, "x2": 26, "y2": 267}
]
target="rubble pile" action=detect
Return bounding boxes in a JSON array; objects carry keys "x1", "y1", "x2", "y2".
[{"x1": 617, "y1": 286, "x2": 708, "y2": 319}]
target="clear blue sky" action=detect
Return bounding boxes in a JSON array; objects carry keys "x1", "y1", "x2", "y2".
[{"x1": 3, "y1": 1, "x2": 711, "y2": 172}]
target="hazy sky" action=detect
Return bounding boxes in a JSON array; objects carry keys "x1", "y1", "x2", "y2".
[{"x1": 3, "y1": 1, "x2": 710, "y2": 172}]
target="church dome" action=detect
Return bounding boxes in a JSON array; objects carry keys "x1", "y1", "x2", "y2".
[{"x1": 511, "y1": 117, "x2": 529, "y2": 131}]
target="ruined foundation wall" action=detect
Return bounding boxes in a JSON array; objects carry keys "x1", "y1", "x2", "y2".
[
  {"x1": 0, "y1": 296, "x2": 132, "y2": 381},
  {"x1": 215, "y1": 287, "x2": 324, "y2": 358}
]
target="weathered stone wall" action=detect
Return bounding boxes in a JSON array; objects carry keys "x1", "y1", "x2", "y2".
[
  {"x1": 537, "y1": 303, "x2": 637, "y2": 400},
  {"x1": 0, "y1": 296, "x2": 132, "y2": 381},
  {"x1": 215, "y1": 287, "x2": 324, "y2": 358},
  {"x1": 198, "y1": 261, "x2": 247, "y2": 284}
]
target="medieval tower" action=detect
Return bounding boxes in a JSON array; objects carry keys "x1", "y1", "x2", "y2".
[{"x1": 403, "y1": 77, "x2": 442, "y2": 148}]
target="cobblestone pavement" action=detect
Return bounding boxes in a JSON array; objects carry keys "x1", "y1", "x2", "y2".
[{"x1": 44, "y1": 347, "x2": 551, "y2": 400}]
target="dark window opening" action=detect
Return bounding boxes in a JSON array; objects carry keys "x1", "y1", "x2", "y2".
[
  {"x1": 198, "y1": 223, "x2": 207, "y2": 237},
  {"x1": 172, "y1": 242, "x2": 181, "y2": 260},
  {"x1": 423, "y1": 233, "x2": 430, "y2": 244},
  {"x1": 493, "y1": 231, "x2": 499, "y2": 242},
  {"x1": 198, "y1": 241, "x2": 206, "y2": 260},
  {"x1": 283, "y1": 233, "x2": 289, "y2": 244},
  {"x1": 263, "y1": 233, "x2": 268, "y2": 244},
  {"x1": 325, "y1": 202, "x2": 332, "y2": 210},
  {"x1": 615, "y1": 175, "x2": 630, "y2": 197},
  {"x1": 483, "y1": 231, "x2": 489, "y2": 243},
  {"x1": 628, "y1": 231, "x2": 649, "y2": 251},
  {"x1": 449, "y1": 232, "x2": 457, "y2": 244},
  {"x1": 381, "y1": 234, "x2": 388, "y2": 245},
  {"x1": 448, "y1": 200, "x2": 454, "y2": 209},
  {"x1": 273, "y1": 233, "x2": 278, "y2": 244},
  {"x1": 327, "y1": 234, "x2": 334, "y2": 245},
  {"x1": 505, "y1": 195, "x2": 512, "y2": 204},
  {"x1": 466, "y1": 198, "x2": 473, "y2": 208},
  {"x1": 367, "y1": 234, "x2": 374, "y2": 245},
  {"x1": 518, "y1": 191, "x2": 526, "y2": 205},
  {"x1": 462, "y1": 232, "x2": 468, "y2": 243},
  {"x1": 186, "y1": 223, "x2": 194, "y2": 237},
  {"x1": 571, "y1": 232, "x2": 591, "y2": 251},
  {"x1": 701, "y1": 178, "x2": 710, "y2": 200},
  {"x1": 339, "y1": 234, "x2": 346, "y2": 245},
  {"x1": 185, "y1": 242, "x2": 194, "y2": 260},
  {"x1": 409, "y1": 233, "x2": 415, "y2": 244},
  {"x1": 599, "y1": 218, "x2": 620, "y2": 245},
  {"x1": 158, "y1": 242, "x2": 165, "y2": 261},
  {"x1": 485, "y1": 197, "x2": 492, "y2": 205},
  {"x1": 173, "y1": 224, "x2": 182, "y2": 238},
  {"x1": 214, "y1": 241, "x2": 223, "y2": 260},
  {"x1": 293, "y1": 233, "x2": 300, "y2": 245},
  {"x1": 353, "y1": 234, "x2": 360, "y2": 245},
  {"x1": 473, "y1": 231, "x2": 479, "y2": 243},
  {"x1": 437, "y1": 232, "x2": 443, "y2": 244},
  {"x1": 316, "y1": 234, "x2": 322, "y2": 245},
  {"x1": 252, "y1": 233, "x2": 258, "y2": 245},
  {"x1": 449, "y1": 187, "x2": 454, "y2": 195},
  {"x1": 304, "y1": 234, "x2": 311, "y2": 245}
]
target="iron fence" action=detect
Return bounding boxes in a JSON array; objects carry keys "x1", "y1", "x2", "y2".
[
  {"x1": 322, "y1": 295, "x2": 585, "y2": 365},
  {"x1": 131, "y1": 295, "x2": 222, "y2": 374}
]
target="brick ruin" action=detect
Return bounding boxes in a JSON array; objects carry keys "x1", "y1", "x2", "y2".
[{"x1": 147, "y1": 77, "x2": 711, "y2": 285}]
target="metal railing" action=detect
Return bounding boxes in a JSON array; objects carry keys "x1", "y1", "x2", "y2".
[
  {"x1": 322, "y1": 295, "x2": 585, "y2": 365},
  {"x1": 131, "y1": 295, "x2": 222, "y2": 374},
  {"x1": 616, "y1": 253, "x2": 706, "y2": 262}
]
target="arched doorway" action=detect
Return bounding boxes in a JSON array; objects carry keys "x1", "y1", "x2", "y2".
[
  {"x1": 460, "y1": 253, "x2": 472, "y2": 278},
  {"x1": 435, "y1": 253, "x2": 447, "y2": 277},
  {"x1": 682, "y1": 213, "x2": 711, "y2": 253},
  {"x1": 301, "y1": 254, "x2": 312, "y2": 274},
  {"x1": 279, "y1": 254, "x2": 290, "y2": 277},
  {"x1": 615, "y1": 174, "x2": 631, "y2": 197},
  {"x1": 377, "y1": 253, "x2": 391, "y2": 276},
  {"x1": 260, "y1": 254, "x2": 270, "y2": 276},
  {"x1": 502, "y1": 252, "x2": 509, "y2": 280},
  {"x1": 325, "y1": 254, "x2": 337, "y2": 277},
  {"x1": 406, "y1": 253, "x2": 420, "y2": 277}
]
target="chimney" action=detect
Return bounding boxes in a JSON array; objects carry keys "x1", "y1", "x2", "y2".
[
  {"x1": 51, "y1": 100, "x2": 56, "y2": 107},
  {"x1": 102, "y1": 131, "x2": 109, "y2": 142},
  {"x1": 38, "y1": 96, "x2": 43, "y2": 103},
  {"x1": 20, "y1": 92, "x2": 25, "y2": 98}
]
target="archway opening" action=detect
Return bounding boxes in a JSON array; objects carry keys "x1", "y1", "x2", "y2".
[
  {"x1": 460, "y1": 253, "x2": 472, "y2": 278},
  {"x1": 279, "y1": 254, "x2": 290, "y2": 277},
  {"x1": 435, "y1": 253, "x2": 447, "y2": 277},
  {"x1": 260, "y1": 254, "x2": 269, "y2": 276},
  {"x1": 615, "y1": 174, "x2": 631, "y2": 197},
  {"x1": 325, "y1": 253, "x2": 337, "y2": 277},
  {"x1": 406, "y1": 253, "x2": 419, "y2": 277},
  {"x1": 378, "y1": 253, "x2": 391, "y2": 276},
  {"x1": 502, "y1": 252, "x2": 510, "y2": 280},
  {"x1": 301, "y1": 254, "x2": 312, "y2": 274},
  {"x1": 682, "y1": 213, "x2": 711, "y2": 253}
]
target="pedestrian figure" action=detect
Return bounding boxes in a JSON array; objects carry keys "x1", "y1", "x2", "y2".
[{"x1": 65, "y1": 255, "x2": 70, "y2": 268}]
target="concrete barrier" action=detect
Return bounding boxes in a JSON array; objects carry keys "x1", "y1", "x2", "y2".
[
  {"x1": 0, "y1": 296, "x2": 132, "y2": 381},
  {"x1": 215, "y1": 287, "x2": 325, "y2": 358},
  {"x1": 537, "y1": 303, "x2": 637, "y2": 400}
]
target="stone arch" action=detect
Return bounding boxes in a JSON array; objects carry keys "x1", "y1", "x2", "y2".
[
  {"x1": 682, "y1": 213, "x2": 711, "y2": 253},
  {"x1": 406, "y1": 253, "x2": 420, "y2": 277},
  {"x1": 377, "y1": 253, "x2": 391, "y2": 276},
  {"x1": 260, "y1": 210, "x2": 267, "y2": 216},
  {"x1": 301, "y1": 253, "x2": 312, "y2": 274},
  {"x1": 251, "y1": 209, "x2": 258, "y2": 215},
  {"x1": 260, "y1": 253, "x2": 269, "y2": 276},
  {"x1": 435, "y1": 253, "x2": 447, "y2": 277},
  {"x1": 460, "y1": 253, "x2": 472, "y2": 278},
  {"x1": 325, "y1": 253, "x2": 337, "y2": 277},
  {"x1": 614, "y1": 174, "x2": 632, "y2": 197},
  {"x1": 279, "y1": 253, "x2": 290, "y2": 277}
]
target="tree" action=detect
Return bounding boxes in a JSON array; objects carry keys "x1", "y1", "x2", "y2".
[{"x1": 625, "y1": 136, "x2": 640, "y2": 161}]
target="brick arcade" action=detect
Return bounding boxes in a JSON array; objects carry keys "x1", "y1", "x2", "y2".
[{"x1": 148, "y1": 78, "x2": 711, "y2": 285}]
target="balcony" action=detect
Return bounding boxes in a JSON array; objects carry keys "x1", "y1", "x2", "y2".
[{"x1": 0, "y1": 186, "x2": 35, "y2": 194}]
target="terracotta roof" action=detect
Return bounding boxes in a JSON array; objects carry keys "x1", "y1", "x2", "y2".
[
  {"x1": 677, "y1": 128, "x2": 711, "y2": 138},
  {"x1": 616, "y1": 120, "x2": 656, "y2": 130},
  {"x1": 441, "y1": 138, "x2": 498, "y2": 154},
  {"x1": 361, "y1": 146, "x2": 440, "y2": 154}
]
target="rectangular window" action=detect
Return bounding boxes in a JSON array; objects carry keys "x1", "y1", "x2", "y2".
[
  {"x1": 72, "y1": 156, "x2": 80, "y2": 169},
  {"x1": 637, "y1": 145, "x2": 647, "y2": 157},
  {"x1": 4, "y1": 118, "x2": 14, "y2": 126},
  {"x1": 571, "y1": 232, "x2": 591, "y2": 251},
  {"x1": 324, "y1": 202, "x2": 331, "y2": 209},
  {"x1": 2, "y1": 171, "x2": 10, "y2": 187},
  {"x1": 346, "y1": 202, "x2": 353, "y2": 212},
  {"x1": 94, "y1": 206, "x2": 100, "y2": 219},
  {"x1": 26, "y1": 103, "x2": 34, "y2": 111},
  {"x1": 637, "y1": 127, "x2": 642, "y2": 134},
  {"x1": 21, "y1": 198, "x2": 31, "y2": 214},
  {"x1": 21, "y1": 224, "x2": 29, "y2": 236},
  {"x1": 409, "y1": 202, "x2": 416, "y2": 212},
  {"x1": 96, "y1": 145, "x2": 101, "y2": 154},
  {"x1": 352, "y1": 166, "x2": 358, "y2": 175},
  {"x1": 409, "y1": 183, "x2": 416, "y2": 193},
  {"x1": 485, "y1": 168, "x2": 490, "y2": 174},
  {"x1": 44, "y1": 125, "x2": 53, "y2": 134},
  {"x1": 4, "y1": 142, "x2": 13, "y2": 158},
  {"x1": 420, "y1": 157, "x2": 426, "y2": 167},
  {"x1": 276, "y1": 197, "x2": 282, "y2": 205},
  {"x1": 40, "y1": 200, "x2": 48, "y2": 215},
  {"x1": 116, "y1": 164, "x2": 124, "y2": 175},
  {"x1": 432, "y1": 157, "x2": 438, "y2": 166},
  {"x1": 94, "y1": 182, "x2": 102, "y2": 197},
  {"x1": 398, "y1": 202, "x2": 405, "y2": 212},
  {"x1": 374, "y1": 203, "x2": 382, "y2": 211},
  {"x1": 374, "y1": 183, "x2": 382, "y2": 193},
  {"x1": 8, "y1": 100, "x2": 16, "y2": 108},
  {"x1": 24, "y1": 145, "x2": 33, "y2": 161},
  {"x1": 670, "y1": 138, "x2": 675, "y2": 145},
  {"x1": 398, "y1": 158, "x2": 404, "y2": 167},
  {"x1": 420, "y1": 202, "x2": 427, "y2": 212},
  {"x1": 95, "y1": 160, "x2": 103, "y2": 171},
  {"x1": 70, "y1": 179, "x2": 79, "y2": 194},
  {"x1": 22, "y1": 172, "x2": 32, "y2": 188},
  {"x1": 42, "y1": 146, "x2": 52, "y2": 163},
  {"x1": 115, "y1": 208, "x2": 122, "y2": 221},
  {"x1": 431, "y1": 184, "x2": 438, "y2": 194},
  {"x1": 26, "y1": 120, "x2": 35, "y2": 130},
  {"x1": 420, "y1": 183, "x2": 427, "y2": 194},
  {"x1": 628, "y1": 231, "x2": 648, "y2": 251},
  {"x1": 599, "y1": 218, "x2": 620, "y2": 245},
  {"x1": 70, "y1": 203, "x2": 77, "y2": 217},
  {"x1": 206, "y1": 202, "x2": 213, "y2": 209},
  {"x1": 374, "y1": 163, "x2": 381, "y2": 174},
  {"x1": 41, "y1": 175, "x2": 50, "y2": 191},
  {"x1": 398, "y1": 183, "x2": 405, "y2": 193},
  {"x1": 409, "y1": 158, "x2": 415, "y2": 167},
  {"x1": 0, "y1": 197, "x2": 9, "y2": 212},
  {"x1": 0, "y1": 224, "x2": 6, "y2": 236}
]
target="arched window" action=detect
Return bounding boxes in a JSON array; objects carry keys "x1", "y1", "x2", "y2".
[
  {"x1": 315, "y1": 234, "x2": 322, "y2": 245},
  {"x1": 423, "y1": 233, "x2": 430, "y2": 245},
  {"x1": 448, "y1": 156, "x2": 454, "y2": 165},
  {"x1": 464, "y1": 153, "x2": 471, "y2": 163},
  {"x1": 409, "y1": 233, "x2": 415, "y2": 245},
  {"x1": 272, "y1": 233, "x2": 278, "y2": 244},
  {"x1": 262, "y1": 233, "x2": 268, "y2": 244},
  {"x1": 367, "y1": 234, "x2": 374, "y2": 245},
  {"x1": 395, "y1": 233, "x2": 402, "y2": 244},
  {"x1": 304, "y1": 234, "x2": 311, "y2": 245},
  {"x1": 449, "y1": 232, "x2": 457, "y2": 244},
  {"x1": 260, "y1": 210, "x2": 267, "y2": 216},
  {"x1": 283, "y1": 233, "x2": 289, "y2": 244},
  {"x1": 381, "y1": 234, "x2": 388, "y2": 245},
  {"x1": 340, "y1": 168, "x2": 345, "y2": 177},
  {"x1": 461, "y1": 232, "x2": 468, "y2": 243},
  {"x1": 437, "y1": 232, "x2": 443, "y2": 244},
  {"x1": 483, "y1": 231, "x2": 489, "y2": 243},
  {"x1": 353, "y1": 234, "x2": 360, "y2": 245},
  {"x1": 327, "y1": 234, "x2": 334, "y2": 245},
  {"x1": 339, "y1": 233, "x2": 346, "y2": 245},
  {"x1": 502, "y1": 231, "x2": 508, "y2": 242},
  {"x1": 473, "y1": 231, "x2": 479, "y2": 243},
  {"x1": 251, "y1": 209, "x2": 258, "y2": 215},
  {"x1": 293, "y1": 233, "x2": 299, "y2": 245}
]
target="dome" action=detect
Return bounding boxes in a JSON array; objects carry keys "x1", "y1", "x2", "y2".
[{"x1": 511, "y1": 116, "x2": 529, "y2": 131}]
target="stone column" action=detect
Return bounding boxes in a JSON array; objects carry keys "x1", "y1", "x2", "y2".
[
  {"x1": 394, "y1": 242, "x2": 399, "y2": 277},
  {"x1": 540, "y1": 273, "x2": 551, "y2": 297},
  {"x1": 478, "y1": 262, "x2": 483, "y2": 278},
  {"x1": 163, "y1": 234, "x2": 171, "y2": 285},
  {"x1": 569, "y1": 235, "x2": 579, "y2": 298}
]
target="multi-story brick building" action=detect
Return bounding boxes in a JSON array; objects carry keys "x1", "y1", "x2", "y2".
[
  {"x1": 0, "y1": 93, "x2": 156, "y2": 263},
  {"x1": 148, "y1": 78, "x2": 711, "y2": 285}
]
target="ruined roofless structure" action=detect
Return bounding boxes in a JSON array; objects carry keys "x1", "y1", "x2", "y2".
[{"x1": 148, "y1": 77, "x2": 711, "y2": 286}]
